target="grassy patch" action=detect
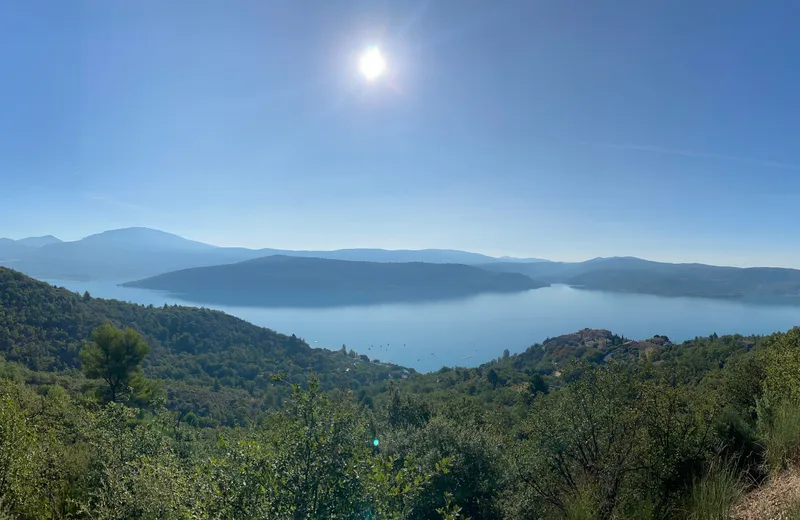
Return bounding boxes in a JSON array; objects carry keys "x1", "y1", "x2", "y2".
[
  {"x1": 686, "y1": 460, "x2": 744, "y2": 520},
  {"x1": 758, "y1": 398, "x2": 800, "y2": 474}
]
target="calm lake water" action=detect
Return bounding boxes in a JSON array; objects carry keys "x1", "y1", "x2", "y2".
[{"x1": 45, "y1": 279, "x2": 800, "y2": 373}]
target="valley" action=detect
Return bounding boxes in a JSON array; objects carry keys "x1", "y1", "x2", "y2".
[
  {"x1": 2, "y1": 263, "x2": 799, "y2": 518},
  {"x1": 4, "y1": 3, "x2": 798, "y2": 515},
  {"x1": 5, "y1": 232, "x2": 800, "y2": 519}
]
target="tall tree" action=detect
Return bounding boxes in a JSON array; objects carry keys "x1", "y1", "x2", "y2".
[
  {"x1": 80, "y1": 322, "x2": 153, "y2": 404},
  {"x1": 487, "y1": 368, "x2": 499, "y2": 390}
]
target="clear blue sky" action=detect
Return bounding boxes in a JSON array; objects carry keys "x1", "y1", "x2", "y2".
[{"x1": 2, "y1": 1, "x2": 799, "y2": 266}]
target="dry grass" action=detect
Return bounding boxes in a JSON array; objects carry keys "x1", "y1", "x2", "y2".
[{"x1": 733, "y1": 468, "x2": 800, "y2": 520}]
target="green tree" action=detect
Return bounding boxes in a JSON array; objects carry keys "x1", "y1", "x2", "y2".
[
  {"x1": 0, "y1": 386, "x2": 45, "y2": 517},
  {"x1": 381, "y1": 397, "x2": 505, "y2": 519},
  {"x1": 201, "y1": 377, "x2": 439, "y2": 519},
  {"x1": 760, "y1": 328, "x2": 800, "y2": 402},
  {"x1": 507, "y1": 363, "x2": 647, "y2": 519},
  {"x1": 80, "y1": 322, "x2": 153, "y2": 404},
  {"x1": 529, "y1": 373, "x2": 549, "y2": 395},
  {"x1": 487, "y1": 368, "x2": 499, "y2": 390},
  {"x1": 77, "y1": 403, "x2": 198, "y2": 520},
  {"x1": 385, "y1": 384, "x2": 431, "y2": 429}
]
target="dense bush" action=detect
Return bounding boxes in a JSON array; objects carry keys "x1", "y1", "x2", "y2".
[{"x1": 0, "y1": 376, "x2": 458, "y2": 520}]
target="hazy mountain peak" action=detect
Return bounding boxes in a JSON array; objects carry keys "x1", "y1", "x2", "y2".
[
  {"x1": 585, "y1": 256, "x2": 644, "y2": 263},
  {"x1": 16, "y1": 235, "x2": 62, "y2": 248},
  {"x1": 497, "y1": 255, "x2": 551, "y2": 263},
  {"x1": 78, "y1": 227, "x2": 215, "y2": 251}
]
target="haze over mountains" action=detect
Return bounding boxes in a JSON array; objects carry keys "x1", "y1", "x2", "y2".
[
  {"x1": 8, "y1": 235, "x2": 63, "y2": 248},
  {"x1": 0, "y1": 227, "x2": 547, "y2": 281},
  {"x1": 0, "y1": 228, "x2": 548, "y2": 281},
  {"x1": 6, "y1": 227, "x2": 800, "y2": 304}
]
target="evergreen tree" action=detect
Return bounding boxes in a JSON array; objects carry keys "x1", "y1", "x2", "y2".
[
  {"x1": 80, "y1": 322, "x2": 154, "y2": 404},
  {"x1": 487, "y1": 368, "x2": 499, "y2": 390}
]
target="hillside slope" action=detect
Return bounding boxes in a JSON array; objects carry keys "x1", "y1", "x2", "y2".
[
  {"x1": 397, "y1": 327, "x2": 759, "y2": 408},
  {"x1": 0, "y1": 264, "x2": 792, "y2": 519},
  {"x1": 0, "y1": 267, "x2": 406, "y2": 424},
  {"x1": 123, "y1": 255, "x2": 546, "y2": 307}
]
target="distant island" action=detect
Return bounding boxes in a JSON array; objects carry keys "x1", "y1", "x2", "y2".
[{"x1": 122, "y1": 255, "x2": 546, "y2": 307}]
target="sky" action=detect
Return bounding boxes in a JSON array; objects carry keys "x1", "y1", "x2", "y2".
[{"x1": 2, "y1": 1, "x2": 800, "y2": 267}]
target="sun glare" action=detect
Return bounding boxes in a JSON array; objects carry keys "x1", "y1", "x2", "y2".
[{"x1": 359, "y1": 46, "x2": 386, "y2": 81}]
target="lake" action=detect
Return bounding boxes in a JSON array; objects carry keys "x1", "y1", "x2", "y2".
[{"x1": 45, "y1": 279, "x2": 800, "y2": 372}]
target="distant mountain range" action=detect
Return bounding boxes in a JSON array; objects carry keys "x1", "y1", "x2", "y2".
[
  {"x1": 9, "y1": 235, "x2": 63, "y2": 248},
  {"x1": 483, "y1": 256, "x2": 800, "y2": 301},
  {"x1": 123, "y1": 255, "x2": 546, "y2": 307},
  {"x1": 8, "y1": 227, "x2": 800, "y2": 304},
  {"x1": 0, "y1": 227, "x2": 548, "y2": 281}
]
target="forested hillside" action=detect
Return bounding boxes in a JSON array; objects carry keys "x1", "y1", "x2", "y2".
[
  {"x1": 5, "y1": 266, "x2": 800, "y2": 518},
  {"x1": 0, "y1": 267, "x2": 407, "y2": 425}
]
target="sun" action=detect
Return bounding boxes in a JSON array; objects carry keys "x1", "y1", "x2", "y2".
[{"x1": 359, "y1": 45, "x2": 386, "y2": 81}]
